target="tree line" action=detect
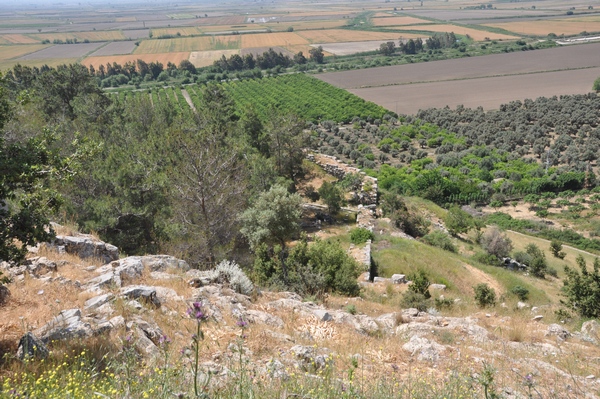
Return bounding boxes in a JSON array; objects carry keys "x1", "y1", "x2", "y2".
[{"x1": 379, "y1": 32, "x2": 458, "y2": 56}]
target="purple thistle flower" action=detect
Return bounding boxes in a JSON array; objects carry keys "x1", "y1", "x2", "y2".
[
  {"x1": 187, "y1": 301, "x2": 208, "y2": 321},
  {"x1": 236, "y1": 317, "x2": 248, "y2": 328},
  {"x1": 158, "y1": 334, "x2": 171, "y2": 345}
]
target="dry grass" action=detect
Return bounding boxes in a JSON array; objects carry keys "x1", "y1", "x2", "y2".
[
  {"x1": 0, "y1": 44, "x2": 51, "y2": 61},
  {"x1": 135, "y1": 36, "x2": 240, "y2": 54},
  {"x1": 280, "y1": 20, "x2": 346, "y2": 31},
  {"x1": 0, "y1": 58, "x2": 79, "y2": 71},
  {"x1": 241, "y1": 32, "x2": 308, "y2": 48},
  {"x1": 1, "y1": 34, "x2": 39, "y2": 44},
  {"x1": 151, "y1": 27, "x2": 202, "y2": 38},
  {"x1": 297, "y1": 29, "x2": 399, "y2": 44},
  {"x1": 391, "y1": 24, "x2": 519, "y2": 41},
  {"x1": 31, "y1": 31, "x2": 126, "y2": 42},
  {"x1": 486, "y1": 19, "x2": 600, "y2": 36},
  {"x1": 115, "y1": 16, "x2": 136, "y2": 22},
  {"x1": 189, "y1": 49, "x2": 239, "y2": 67},
  {"x1": 82, "y1": 52, "x2": 190, "y2": 69}
]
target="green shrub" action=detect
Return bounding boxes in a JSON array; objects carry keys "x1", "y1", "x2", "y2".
[
  {"x1": 510, "y1": 285, "x2": 529, "y2": 301},
  {"x1": 444, "y1": 205, "x2": 473, "y2": 236},
  {"x1": 563, "y1": 255, "x2": 600, "y2": 318},
  {"x1": 549, "y1": 240, "x2": 566, "y2": 259},
  {"x1": 304, "y1": 185, "x2": 320, "y2": 202},
  {"x1": 350, "y1": 227, "x2": 374, "y2": 244},
  {"x1": 318, "y1": 181, "x2": 343, "y2": 215},
  {"x1": 408, "y1": 269, "x2": 431, "y2": 299},
  {"x1": 480, "y1": 227, "x2": 513, "y2": 260},
  {"x1": 472, "y1": 252, "x2": 502, "y2": 266},
  {"x1": 422, "y1": 231, "x2": 457, "y2": 253},
  {"x1": 381, "y1": 191, "x2": 429, "y2": 237},
  {"x1": 525, "y1": 243, "x2": 547, "y2": 278},
  {"x1": 345, "y1": 304, "x2": 357, "y2": 315},
  {"x1": 255, "y1": 236, "x2": 360, "y2": 297},
  {"x1": 474, "y1": 283, "x2": 496, "y2": 307},
  {"x1": 513, "y1": 251, "x2": 532, "y2": 265},
  {"x1": 401, "y1": 291, "x2": 430, "y2": 312},
  {"x1": 434, "y1": 296, "x2": 454, "y2": 309}
]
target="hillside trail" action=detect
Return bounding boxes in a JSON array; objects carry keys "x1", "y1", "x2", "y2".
[
  {"x1": 461, "y1": 262, "x2": 503, "y2": 294},
  {"x1": 507, "y1": 229, "x2": 599, "y2": 258}
]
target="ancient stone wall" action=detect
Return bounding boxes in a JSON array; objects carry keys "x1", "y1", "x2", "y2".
[{"x1": 306, "y1": 153, "x2": 378, "y2": 206}]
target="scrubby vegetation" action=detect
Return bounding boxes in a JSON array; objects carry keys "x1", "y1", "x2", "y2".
[{"x1": 2, "y1": 34, "x2": 600, "y2": 398}]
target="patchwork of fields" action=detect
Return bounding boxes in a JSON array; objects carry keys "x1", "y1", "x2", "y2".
[{"x1": 1, "y1": 0, "x2": 600, "y2": 120}]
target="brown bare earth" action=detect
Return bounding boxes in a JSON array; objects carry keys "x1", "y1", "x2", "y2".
[
  {"x1": 317, "y1": 42, "x2": 600, "y2": 89},
  {"x1": 87, "y1": 41, "x2": 137, "y2": 57},
  {"x1": 319, "y1": 38, "x2": 422, "y2": 56},
  {"x1": 350, "y1": 66, "x2": 600, "y2": 115},
  {"x1": 298, "y1": 29, "x2": 399, "y2": 44},
  {"x1": 18, "y1": 42, "x2": 107, "y2": 60},
  {"x1": 316, "y1": 42, "x2": 600, "y2": 114}
]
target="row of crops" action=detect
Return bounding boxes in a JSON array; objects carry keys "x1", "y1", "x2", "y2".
[
  {"x1": 113, "y1": 73, "x2": 390, "y2": 124},
  {"x1": 221, "y1": 74, "x2": 389, "y2": 123}
]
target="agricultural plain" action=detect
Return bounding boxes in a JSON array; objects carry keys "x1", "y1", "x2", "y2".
[{"x1": 318, "y1": 41, "x2": 600, "y2": 114}]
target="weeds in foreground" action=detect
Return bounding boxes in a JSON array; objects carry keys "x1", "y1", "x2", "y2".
[{"x1": 0, "y1": 330, "x2": 592, "y2": 399}]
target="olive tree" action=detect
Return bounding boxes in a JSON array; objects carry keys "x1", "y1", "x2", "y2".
[{"x1": 239, "y1": 185, "x2": 303, "y2": 283}]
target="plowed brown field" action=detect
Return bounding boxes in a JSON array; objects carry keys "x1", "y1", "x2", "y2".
[
  {"x1": 2, "y1": 34, "x2": 38, "y2": 44},
  {"x1": 316, "y1": 42, "x2": 600, "y2": 115},
  {"x1": 0, "y1": 44, "x2": 51, "y2": 60},
  {"x1": 317, "y1": 43, "x2": 600, "y2": 89},
  {"x1": 350, "y1": 67, "x2": 600, "y2": 115},
  {"x1": 392, "y1": 24, "x2": 518, "y2": 41},
  {"x1": 297, "y1": 29, "x2": 399, "y2": 43}
]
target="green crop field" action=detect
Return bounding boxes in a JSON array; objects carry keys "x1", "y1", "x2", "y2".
[{"x1": 221, "y1": 73, "x2": 389, "y2": 123}]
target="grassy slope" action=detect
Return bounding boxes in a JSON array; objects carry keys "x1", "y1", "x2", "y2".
[{"x1": 371, "y1": 197, "x2": 563, "y2": 308}]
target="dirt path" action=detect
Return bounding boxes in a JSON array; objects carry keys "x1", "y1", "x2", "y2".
[
  {"x1": 181, "y1": 89, "x2": 196, "y2": 113},
  {"x1": 507, "y1": 229, "x2": 599, "y2": 258},
  {"x1": 462, "y1": 262, "x2": 503, "y2": 294}
]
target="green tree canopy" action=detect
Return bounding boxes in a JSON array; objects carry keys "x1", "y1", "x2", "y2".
[
  {"x1": 0, "y1": 75, "x2": 83, "y2": 264},
  {"x1": 239, "y1": 184, "x2": 303, "y2": 251},
  {"x1": 444, "y1": 205, "x2": 473, "y2": 236},
  {"x1": 318, "y1": 181, "x2": 343, "y2": 215}
]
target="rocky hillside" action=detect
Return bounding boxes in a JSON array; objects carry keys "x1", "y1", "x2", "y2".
[{"x1": 1, "y1": 230, "x2": 600, "y2": 398}]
